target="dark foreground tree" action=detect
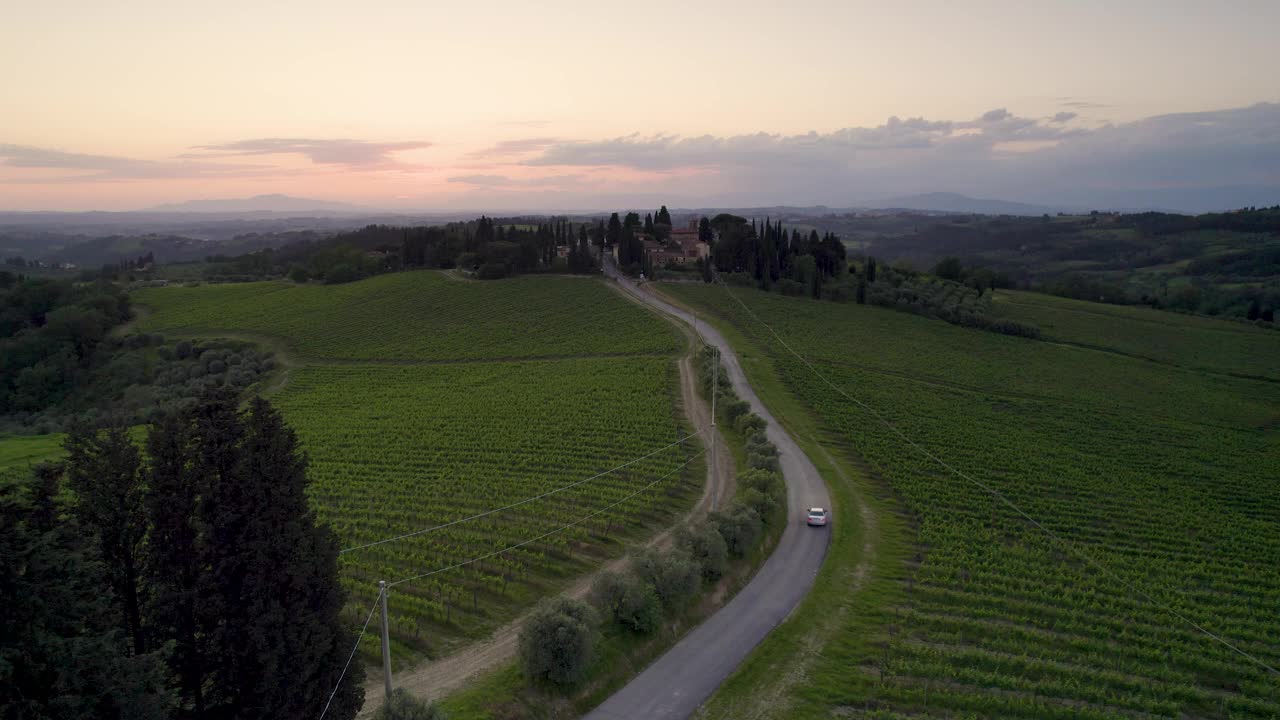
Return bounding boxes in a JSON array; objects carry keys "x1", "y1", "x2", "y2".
[
  {"x1": 518, "y1": 597, "x2": 598, "y2": 687},
  {"x1": 0, "y1": 466, "x2": 173, "y2": 720},
  {"x1": 64, "y1": 422, "x2": 149, "y2": 655},
  {"x1": 146, "y1": 390, "x2": 364, "y2": 720}
]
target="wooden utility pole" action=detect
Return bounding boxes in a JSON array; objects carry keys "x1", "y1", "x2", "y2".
[{"x1": 379, "y1": 580, "x2": 393, "y2": 701}]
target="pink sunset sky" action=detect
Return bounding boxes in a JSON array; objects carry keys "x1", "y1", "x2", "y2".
[{"x1": 2, "y1": 0, "x2": 1278, "y2": 211}]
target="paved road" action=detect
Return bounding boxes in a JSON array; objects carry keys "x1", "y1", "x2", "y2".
[{"x1": 587, "y1": 265, "x2": 831, "y2": 720}]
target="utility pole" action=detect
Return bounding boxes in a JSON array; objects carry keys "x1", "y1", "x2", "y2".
[
  {"x1": 710, "y1": 355, "x2": 718, "y2": 510},
  {"x1": 379, "y1": 580, "x2": 393, "y2": 701}
]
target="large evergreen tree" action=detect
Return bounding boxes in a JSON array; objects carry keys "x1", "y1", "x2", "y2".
[
  {"x1": 64, "y1": 422, "x2": 149, "y2": 655},
  {"x1": 145, "y1": 390, "x2": 364, "y2": 720},
  {"x1": 0, "y1": 466, "x2": 173, "y2": 720}
]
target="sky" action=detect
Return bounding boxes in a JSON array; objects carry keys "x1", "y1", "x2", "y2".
[{"x1": 1, "y1": 0, "x2": 1278, "y2": 212}]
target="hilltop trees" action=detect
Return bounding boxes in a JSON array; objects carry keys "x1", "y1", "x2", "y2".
[{"x1": 709, "y1": 215, "x2": 846, "y2": 293}]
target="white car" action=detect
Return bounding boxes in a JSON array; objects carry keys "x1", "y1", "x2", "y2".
[{"x1": 806, "y1": 507, "x2": 829, "y2": 527}]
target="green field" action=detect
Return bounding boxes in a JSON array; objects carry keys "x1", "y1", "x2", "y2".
[
  {"x1": 665, "y1": 282, "x2": 1280, "y2": 718},
  {"x1": 123, "y1": 271, "x2": 696, "y2": 663},
  {"x1": 133, "y1": 272, "x2": 679, "y2": 361},
  {"x1": 0, "y1": 433, "x2": 66, "y2": 474},
  {"x1": 992, "y1": 290, "x2": 1280, "y2": 381}
]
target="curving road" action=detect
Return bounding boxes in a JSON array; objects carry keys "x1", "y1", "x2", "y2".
[{"x1": 588, "y1": 264, "x2": 831, "y2": 720}]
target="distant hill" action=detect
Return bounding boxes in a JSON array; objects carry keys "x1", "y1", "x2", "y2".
[
  {"x1": 147, "y1": 194, "x2": 374, "y2": 214},
  {"x1": 868, "y1": 192, "x2": 1075, "y2": 216}
]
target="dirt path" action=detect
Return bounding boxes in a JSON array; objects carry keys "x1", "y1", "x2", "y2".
[{"x1": 359, "y1": 288, "x2": 733, "y2": 713}]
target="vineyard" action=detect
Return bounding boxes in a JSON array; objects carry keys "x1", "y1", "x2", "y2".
[
  {"x1": 991, "y1": 290, "x2": 1280, "y2": 380},
  {"x1": 132, "y1": 271, "x2": 680, "y2": 361},
  {"x1": 665, "y1": 282, "x2": 1280, "y2": 718},
  {"x1": 131, "y1": 273, "x2": 699, "y2": 666}
]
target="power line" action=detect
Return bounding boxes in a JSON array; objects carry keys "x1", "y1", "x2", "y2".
[
  {"x1": 712, "y1": 275, "x2": 1280, "y2": 677},
  {"x1": 341, "y1": 428, "x2": 705, "y2": 555},
  {"x1": 318, "y1": 593, "x2": 381, "y2": 720},
  {"x1": 388, "y1": 447, "x2": 707, "y2": 590}
]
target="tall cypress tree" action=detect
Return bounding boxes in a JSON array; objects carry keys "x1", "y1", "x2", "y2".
[
  {"x1": 0, "y1": 467, "x2": 173, "y2": 720},
  {"x1": 145, "y1": 409, "x2": 205, "y2": 717},
  {"x1": 213, "y1": 397, "x2": 361, "y2": 720},
  {"x1": 145, "y1": 390, "x2": 363, "y2": 720},
  {"x1": 64, "y1": 421, "x2": 149, "y2": 655}
]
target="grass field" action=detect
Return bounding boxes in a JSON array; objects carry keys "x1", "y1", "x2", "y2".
[
  {"x1": 132, "y1": 272, "x2": 679, "y2": 361},
  {"x1": 126, "y1": 271, "x2": 696, "y2": 664},
  {"x1": 665, "y1": 282, "x2": 1280, "y2": 719},
  {"x1": 991, "y1": 289, "x2": 1280, "y2": 381},
  {"x1": 0, "y1": 433, "x2": 66, "y2": 474}
]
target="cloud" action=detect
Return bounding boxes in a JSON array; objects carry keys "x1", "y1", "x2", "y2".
[
  {"x1": 1059, "y1": 99, "x2": 1112, "y2": 109},
  {"x1": 0, "y1": 143, "x2": 266, "y2": 182},
  {"x1": 522, "y1": 109, "x2": 1080, "y2": 172},
  {"x1": 466, "y1": 137, "x2": 561, "y2": 159},
  {"x1": 190, "y1": 138, "x2": 430, "y2": 166},
  {"x1": 514, "y1": 103, "x2": 1280, "y2": 210},
  {"x1": 448, "y1": 173, "x2": 586, "y2": 188}
]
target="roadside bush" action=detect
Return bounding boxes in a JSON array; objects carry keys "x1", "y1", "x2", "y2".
[
  {"x1": 710, "y1": 504, "x2": 762, "y2": 557},
  {"x1": 734, "y1": 412, "x2": 766, "y2": 435},
  {"x1": 589, "y1": 571, "x2": 662, "y2": 635},
  {"x1": 747, "y1": 452, "x2": 779, "y2": 472},
  {"x1": 676, "y1": 522, "x2": 729, "y2": 581},
  {"x1": 740, "y1": 468, "x2": 784, "y2": 518},
  {"x1": 372, "y1": 688, "x2": 445, "y2": 720},
  {"x1": 518, "y1": 597, "x2": 598, "y2": 687},
  {"x1": 633, "y1": 549, "x2": 701, "y2": 611},
  {"x1": 741, "y1": 487, "x2": 777, "y2": 517},
  {"x1": 744, "y1": 431, "x2": 775, "y2": 457},
  {"x1": 723, "y1": 399, "x2": 751, "y2": 424},
  {"x1": 477, "y1": 262, "x2": 509, "y2": 280}
]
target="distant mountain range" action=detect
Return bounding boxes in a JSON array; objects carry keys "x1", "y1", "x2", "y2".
[
  {"x1": 146, "y1": 194, "x2": 376, "y2": 214},
  {"x1": 867, "y1": 193, "x2": 1077, "y2": 216}
]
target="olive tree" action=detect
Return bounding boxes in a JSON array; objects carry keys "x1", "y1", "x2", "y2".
[{"x1": 518, "y1": 597, "x2": 598, "y2": 687}]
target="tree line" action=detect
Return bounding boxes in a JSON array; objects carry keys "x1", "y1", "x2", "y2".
[
  {"x1": 707, "y1": 214, "x2": 846, "y2": 297},
  {"x1": 203, "y1": 216, "x2": 599, "y2": 285}
]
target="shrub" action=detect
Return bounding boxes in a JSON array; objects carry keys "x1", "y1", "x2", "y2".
[
  {"x1": 711, "y1": 504, "x2": 762, "y2": 557},
  {"x1": 477, "y1": 262, "x2": 508, "y2": 280},
  {"x1": 372, "y1": 688, "x2": 446, "y2": 720},
  {"x1": 723, "y1": 399, "x2": 751, "y2": 424},
  {"x1": 590, "y1": 571, "x2": 663, "y2": 634},
  {"x1": 747, "y1": 452, "x2": 780, "y2": 472},
  {"x1": 518, "y1": 597, "x2": 597, "y2": 687},
  {"x1": 734, "y1": 412, "x2": 766, "y2": 435},
  {"x1": 745, "y1": 431, "x2": 775, "y2": 456},
  {"x1": 633, "y1": 549, "x2": 700, "y2": 611},
  {"x1": 676, "y1": 522, "x2": 729, "y2": 581}
]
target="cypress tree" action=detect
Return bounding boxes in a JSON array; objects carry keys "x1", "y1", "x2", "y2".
[
  {"x1": 0, "y1": 467, "x2": 173, "y2": 720},
  {"x1": 145, "y1": 390, "x2": 363, "y2": 720},
  {"x1": 214, "y1": 397, "x2": 362, "y2": 720},
  {"x1": 64, "y1": 422, "x2": 149, "y2": 655}
]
